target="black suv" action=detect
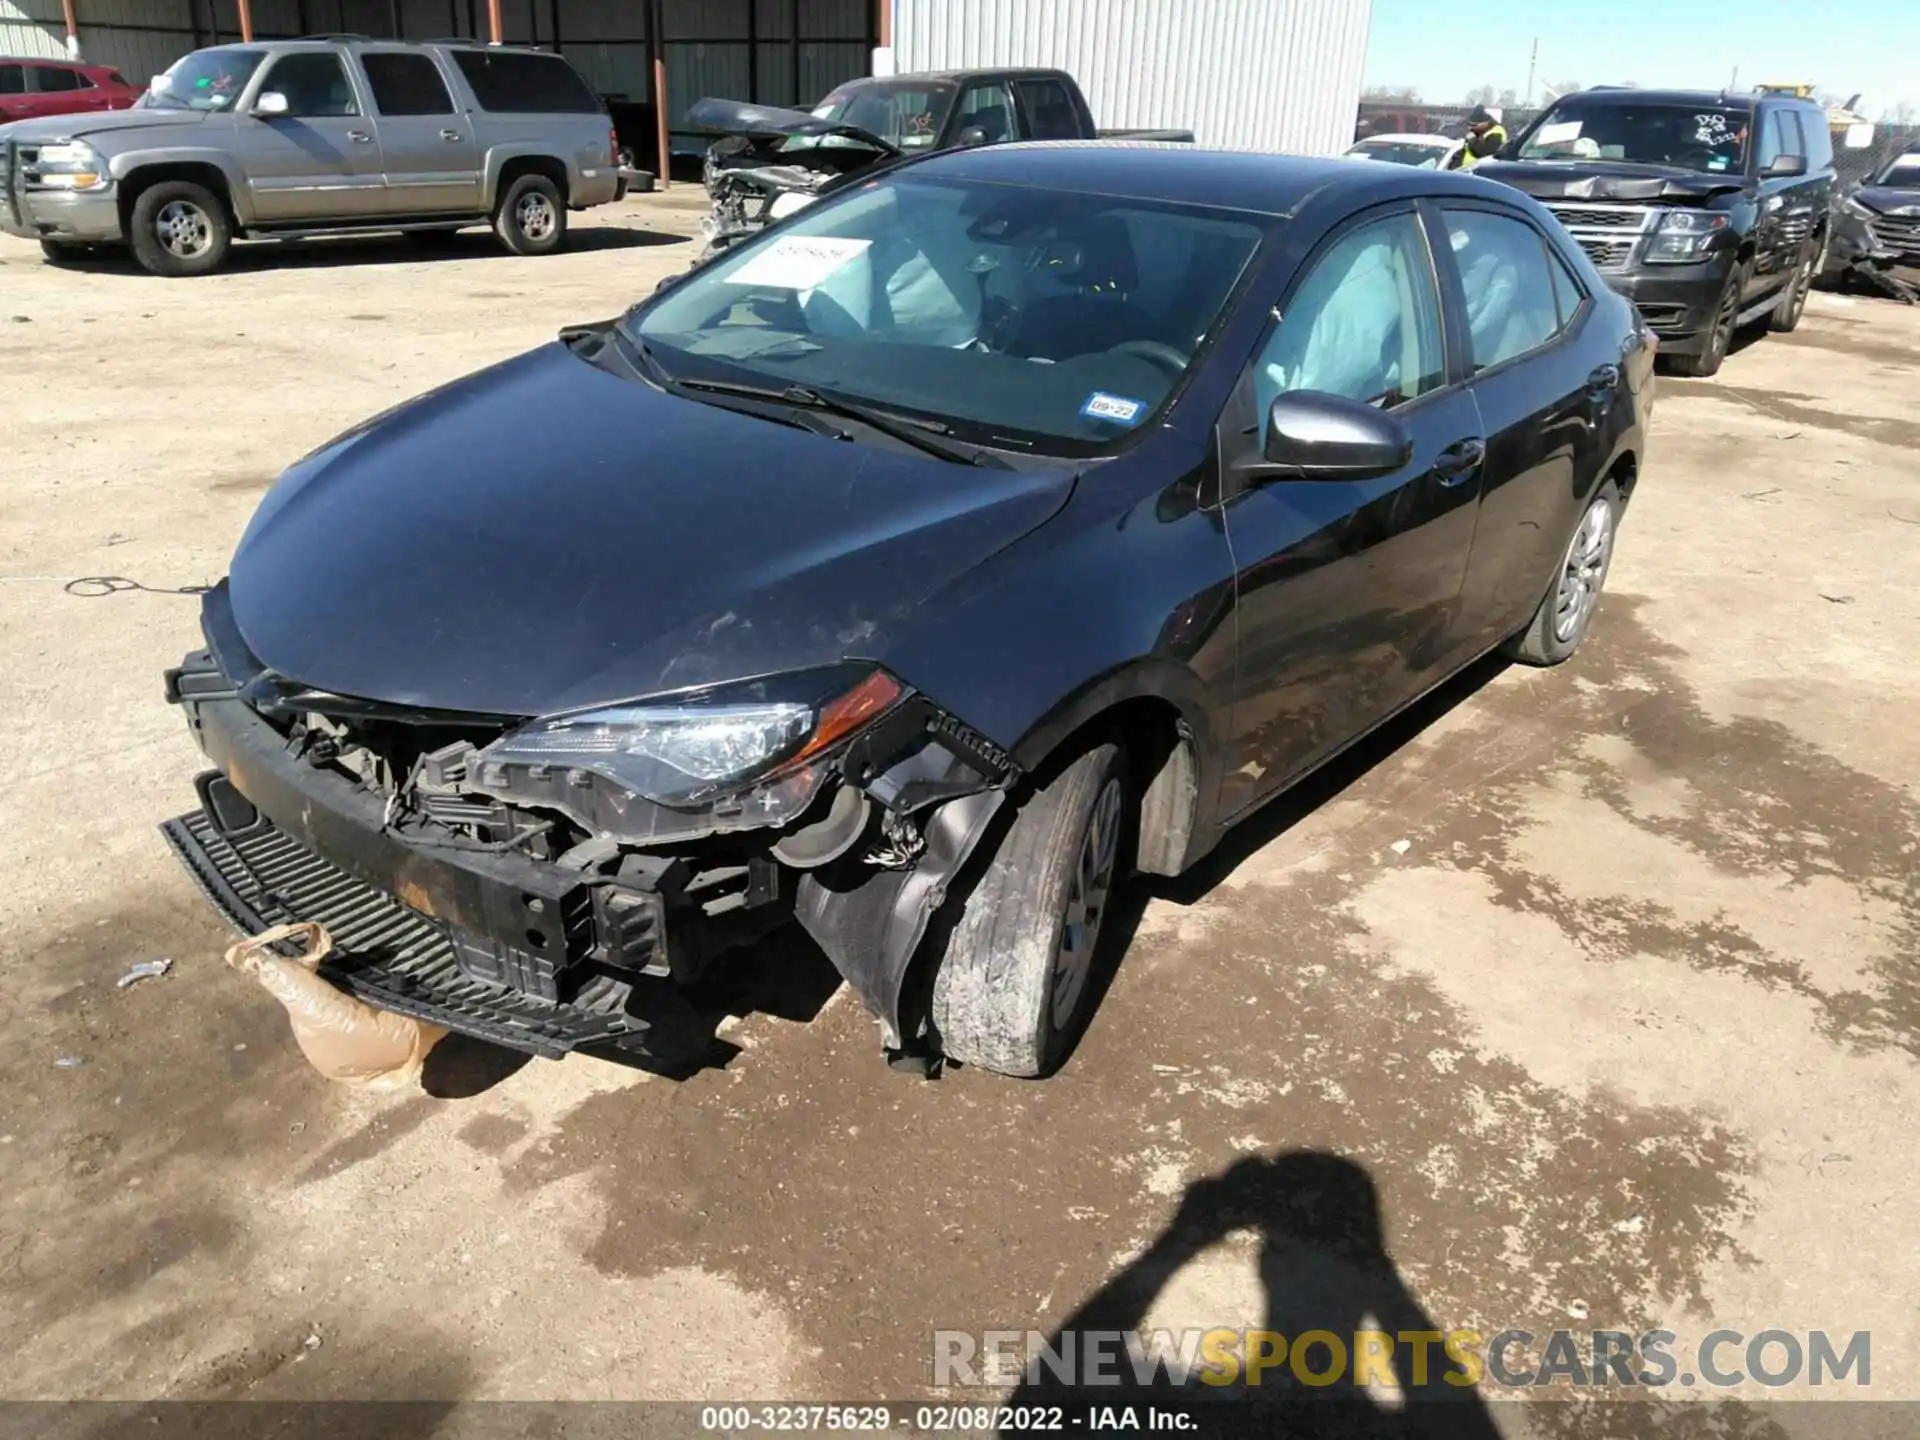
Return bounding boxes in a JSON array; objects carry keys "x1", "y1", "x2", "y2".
[{"x1": 1476, "y1": 89, "x2": 1834, "y2": 375}]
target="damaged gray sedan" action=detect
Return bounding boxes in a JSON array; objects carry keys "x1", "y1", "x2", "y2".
[{"x1": 163, "y1": 141, "x2": 1649, "y2": 1079}]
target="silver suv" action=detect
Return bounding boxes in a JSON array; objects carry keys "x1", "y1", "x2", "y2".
[{"x1": 0, "y1": 38, "x2": 623, "y2": 275}]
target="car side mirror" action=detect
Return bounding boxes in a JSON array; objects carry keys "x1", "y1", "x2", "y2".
[
  {"x1": 956, "y1": 125, "x2": 989, "y2": 148},
  {"x1": 148, "y1": 74, "x2": 172, "y2": 95},
  {"x1": 253, "y1": 91, "x2": 290, "y2": 117},
  {"x1": 1261, "y1": 391, "x2": 1413, "y2": 480},
  {"x1": 1763, "y1": 153, "x2": 1808, "y2": 179}
]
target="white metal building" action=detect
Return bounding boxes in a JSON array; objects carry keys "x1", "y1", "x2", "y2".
[{"x1": 4, "y1": 0, "x2": 1373, "y2": 174}]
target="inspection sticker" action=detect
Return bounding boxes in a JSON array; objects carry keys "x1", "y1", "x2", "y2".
[
  {"x1": 1080, "y1": 391, "x2": 1146, "y2": 425},
  {"x1": 728, "y1": 235, "x2": 871, "y2": 290}
]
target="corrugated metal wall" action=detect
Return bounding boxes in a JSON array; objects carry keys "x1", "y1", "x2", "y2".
[
  {"x1": 2, "y1": 0, "x2": 70, "y2": 60},
  {"x1": 891, "y1": 0, "x2": 1374, "y2": 156},
  {"x1": 2, "y1": 0, "x2": 871, "y2": 124}
]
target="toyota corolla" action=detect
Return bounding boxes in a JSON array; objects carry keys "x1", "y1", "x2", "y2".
[{"x1": 163, "y1": 143, "x2": 1652, "y2": 1079}]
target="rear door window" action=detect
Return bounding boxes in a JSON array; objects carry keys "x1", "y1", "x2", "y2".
[
  {"x1": 362, "y1": 52, "x2": 456, "y2": 116},
  {"x1": 450, "y1": 50, "x2": 598, "y2": 114},
  {"x1": 1441, "y1": 209, "x2": 1566, "y2": 370},
  {"x1": 0, "y1": 65, "x2": 23, "y2": 96},
  {"x1": 35, "y1": 66, "x2": 85, "y2": 92},
  {"x1": 1014, "y1": 78, "x2": 1081, "y2": 140}
]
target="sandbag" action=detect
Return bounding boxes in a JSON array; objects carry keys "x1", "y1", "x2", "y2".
[{"x1": 225, "y1": 922, "x2": 444, "y2": 1089}]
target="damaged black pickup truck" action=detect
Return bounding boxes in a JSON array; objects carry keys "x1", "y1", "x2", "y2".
[
  {"x1": 164, "y1": 143, "x2": 1649, "y2": 1080},
  {"x1": 689, "y1": 67, "x2": 1192, "y2": 258}
]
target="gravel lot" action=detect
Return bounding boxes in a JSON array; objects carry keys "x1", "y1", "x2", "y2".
[{"x1": 1, "y1": 195, "x2": 1916, "y2": 1429}]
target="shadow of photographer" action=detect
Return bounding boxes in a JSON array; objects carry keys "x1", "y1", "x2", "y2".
[{"x1": 1005, "y1": 1151, "x2": 1501, "y2": 1439}]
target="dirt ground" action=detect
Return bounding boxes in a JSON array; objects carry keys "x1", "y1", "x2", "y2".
[{"x1": 1, "y1": 196, "x2": 1916, "y2": 1432}]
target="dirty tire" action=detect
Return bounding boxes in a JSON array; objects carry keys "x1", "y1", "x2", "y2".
[
  {"x1": 493, "y1": 173, "x2": 567, "y2": 256},
  {"x1": 1669, "y1": 263, "x2": 1746, "y2": 377},
  {"x1": 1768, "y1": 236, "x2": 1821, "y2": 333},
  {"x1": 1505, "y1": 480, "x2": 1620, "y2": 666},
  {"x1": 128, "y1": 179, "x2": 231, "y2": 277},
  {"x1": 931, "y1": 743, "x2": 1127, "y2": 1078}
]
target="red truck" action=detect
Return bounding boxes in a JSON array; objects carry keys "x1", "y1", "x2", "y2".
[{"x1": 0, "y1": 57, "x2": 143, "y2": 124}]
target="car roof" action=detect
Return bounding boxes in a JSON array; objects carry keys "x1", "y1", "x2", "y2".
[
  {"x1": 1551, "y1": 87, "x2": 1805, "y2": 109},
  {"x1": 849, "y1": 67, "x2": 1070, "y2": 84},
  {"x1": 915, "y1": 140, "x2": 1516, "y2": 217}
]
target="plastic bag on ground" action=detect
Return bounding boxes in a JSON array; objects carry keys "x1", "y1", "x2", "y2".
[{"x1": 225, "y1": 922, "x2": 444, "y2": 1089}]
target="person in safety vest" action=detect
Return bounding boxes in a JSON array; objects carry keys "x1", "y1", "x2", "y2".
[{"x1": 1459, "y1": 106, "x2": 1508, "y2": 168}]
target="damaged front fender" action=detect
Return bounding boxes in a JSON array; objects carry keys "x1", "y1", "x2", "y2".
[{"x1": 793, "y1": 785, "x2": 1006, "y2": 1051}]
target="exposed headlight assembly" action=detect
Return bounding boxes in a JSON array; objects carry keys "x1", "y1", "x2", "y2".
[
  {"x1": 469, "y1": 667, "x2": 905, "y2": 844},
  {"x1": 1644, "y1": 209, "x2": 1731, "y2": 263},
  {"x1": 1842, "y1": 196, "x2": 1879, "y2": 222},
  {"x1": 26, "y1": 140, "x2": 108, "y2": 191}
]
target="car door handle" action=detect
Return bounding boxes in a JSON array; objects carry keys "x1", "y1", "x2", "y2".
[
  {"x1": 347, "y1": 130, "x2": 374, "y2": 143},
  {"x1": 1432, "y1": 438, "x2": 1486, "y2": 487},
  {"x1": 440, "y1": 129, "x2": 463, "y2": 141}
]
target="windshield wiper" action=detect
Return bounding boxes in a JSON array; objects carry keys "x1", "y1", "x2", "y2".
[{"x1": 676, "y1": 378, "x2": 1011, "y2": 468}]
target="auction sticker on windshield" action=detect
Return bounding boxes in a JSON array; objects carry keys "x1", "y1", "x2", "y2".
[
  {"x1": 1534, "y1": 120, "x2": 1583, "y2": 146},
  {"x1": 729, "y1": 236, "x2": 872, "y2": 290},
  {"x1": 1080, "y1": 392, "x2": 1145, "y2": 426}
]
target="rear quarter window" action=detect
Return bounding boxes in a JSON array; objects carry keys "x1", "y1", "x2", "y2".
[{"x1": 450, "y1": 49, "x2": 598, "y2": 114}]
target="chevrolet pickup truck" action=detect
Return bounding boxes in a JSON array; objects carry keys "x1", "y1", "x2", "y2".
[{"x1": 689, "y1": 67, "x2": 1193, "y2": 257}]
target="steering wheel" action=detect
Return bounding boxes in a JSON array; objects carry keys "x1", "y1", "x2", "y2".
[{"x1": 1104, "y1": 340, "x2": 1189, "y2": 377}]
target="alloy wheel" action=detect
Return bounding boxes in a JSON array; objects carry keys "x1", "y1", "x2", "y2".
[
  {"x1": 516, "y1": 192, "x2": 555, "y2": 242},
  {"x1": 155, "y1": 200, "x2": 212, "y2": 259},
  {"x1": 1552, "y1": 499, "x2": 1613, "y2": 644},
  {"x1": 1050, "y1": 776, "x2": 1123, "y2": 1030}
]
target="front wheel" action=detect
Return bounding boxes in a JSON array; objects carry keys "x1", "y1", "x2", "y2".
[
  {"x1": 1669, "y1": 263, "x2": 1746, "y2": 377},
  {"x1": 493, "y1": 173, "x2": 567, "y2": 256},
  {"x1": 930, "y1": 743, "x2": 1129, "y2": 1078},
  {"x1": 1504, "y1": 481, "x2": 1620, "y2": 666},
  {"x1": 128, "y1": 180, "x2": 231, "y2": 277}
]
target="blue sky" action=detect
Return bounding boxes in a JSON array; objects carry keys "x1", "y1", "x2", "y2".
[{"x1": 1363, "y1": 0, "x2": 1920, "y2": 117}]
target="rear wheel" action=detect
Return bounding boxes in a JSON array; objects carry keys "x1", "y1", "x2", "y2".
[
  {"x1": 128, "y1": 180, "x2": 231, "y2": 277},
  {"x1": 1670, "y1": 263, "x2": 1746, "y2": 377},
  {"x1": 493, "y1": 173, "x2": 567, "y2": 257},
  {"x1": 930, "y1": 742, "x2": 1128, "y2": 1078},
  {"x1": 1504, "y1": 481, "x2": 1620, "y2": 666},
  {"x1": 1768, "y1": 235, "x2": 1822, "y2": 332}
]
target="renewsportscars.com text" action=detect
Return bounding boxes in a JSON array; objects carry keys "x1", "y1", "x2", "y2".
[{"x1": 934, "y1": 1327, "x2": 1871, "y2": 1391}]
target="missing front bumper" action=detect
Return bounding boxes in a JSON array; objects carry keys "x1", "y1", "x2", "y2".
[{"x1": 161, "y1": 804, "x2": 673, "y2": 1060}]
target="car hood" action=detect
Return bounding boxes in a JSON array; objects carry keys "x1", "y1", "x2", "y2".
[
  {"x1": 1475, "y1": 158, "x2": 1747, "y2": 201},
  {"x1": 225, "y1": 343, "x2": 1074, "y2": 717},
  {"x1": 685, "y1": 96, "x2": 899, "y2": 157},
  {"x1": 1853, "y1": 185, "x2": 1920, "y2": 217},
  {"x1": 0, "y1": 107, "x2": 206, "y2": 144}
]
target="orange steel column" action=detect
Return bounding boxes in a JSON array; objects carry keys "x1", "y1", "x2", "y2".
[
  {"x1": 487, "y1": 0, "x2": 503, "y2": 43},
  {"x1": 237, "y1": 0, "x2": 254, "y2": 42}
]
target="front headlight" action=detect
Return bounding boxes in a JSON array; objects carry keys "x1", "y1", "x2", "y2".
[
  {"x1": 27, "y1": 140, "x2": 108, "y2": 191},
  {"x1": 469, "y1": 667, "x2": 906, "y2": 840},
  {"x1": 1644, "y1": 209, "x2": 1731, "y2": 263}
]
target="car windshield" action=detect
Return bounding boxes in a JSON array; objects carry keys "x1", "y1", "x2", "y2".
[
  {"x1": 1874, "y1": 153, "x2": 1920, "y2": 187},
  {"x1": 1349, "y1": 140, "x2": 1450, "y2": 168},
  {"x1": 627, "y1": 174, "x2": 1266, "y2": 456},
  {"x1": 810, "y1": 80, "x2": 955, "y2": 150},
  {"x1": 144, "y1": 47, "x2": 265, "y2": 110},
  {"x1": 1517, "y1": 102, "x2": 1752, "y2": 173}
]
